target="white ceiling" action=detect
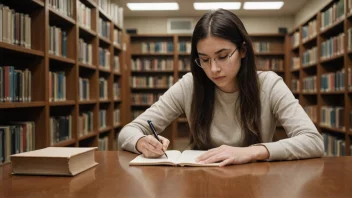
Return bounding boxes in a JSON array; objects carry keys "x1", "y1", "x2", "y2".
[{"x1": 114, "y1": 0, "x2": 309, "y2": 18}]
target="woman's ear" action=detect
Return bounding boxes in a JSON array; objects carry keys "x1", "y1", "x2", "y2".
[{"x1": 240, "y1": 41, "x2": 247, "y2": 58}]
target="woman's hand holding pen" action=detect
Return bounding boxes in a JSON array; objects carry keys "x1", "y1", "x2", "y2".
[
  {"x1": 136, "y1": 135, "x2": 170, "y2": 158},
  {"x1": 195, "y1": 145, "x2": 269, "y2": 167}
]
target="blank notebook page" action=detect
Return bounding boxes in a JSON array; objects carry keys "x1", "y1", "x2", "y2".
[
  {"x1": 176, "y1": 150, "x2": 207, "y2": 164},
  {"x1": 131, "y1": 150, "x2": 181, "y2": 164}
]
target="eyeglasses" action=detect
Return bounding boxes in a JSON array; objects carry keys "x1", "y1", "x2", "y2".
[{"x1": 195, "y1": 48, "x2": 238, "y2": 69}]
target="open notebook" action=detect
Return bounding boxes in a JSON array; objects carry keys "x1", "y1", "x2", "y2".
[{"x1": 129, "y1": 150, "x2": 220, "y2": 167}]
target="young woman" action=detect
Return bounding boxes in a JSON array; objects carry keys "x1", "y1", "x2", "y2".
[{"x1": 118, "y1": 9, "x2": 324, "y2": 166}]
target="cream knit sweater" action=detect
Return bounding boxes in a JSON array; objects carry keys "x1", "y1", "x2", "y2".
[{"x1": 118, "y1": 71, "x2": 324, "y2": 161}]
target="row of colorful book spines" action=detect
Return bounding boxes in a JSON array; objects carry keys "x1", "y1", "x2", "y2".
[
  {"x1": 0, "y1": 66, "x2": 31, "y2": 102},
  {"x1": 131, "y1": 93, "x2": 163, "y2": 105},
  {"x1": 322, "y1": 133, "x2": 351, "y2": 157},
  {"x1": 302, "y1": 76, "x2": 317, "y2": 92},
  {"x1": 132, "y1": 58, "x2": 174, "y2": 64},
  {"x1": 79, "y1": 109, "x2": 120, "y2": 131},
  {"x1": 302, "y1": 20, "x2": 317, "y2": 41},
  {"x1": 302, "y1": 47, "x2": 317, "y2": 65},
  {"x1": 320, "y1": 0, "x2": 345, "y2": 30},
  {"x1": 290, "y1": 72, "x2": 346, "y2": 92},
  {"x1": 141, "y1": 42, "x2": 174, "y2": 53},
  {"x1": 78, "y1": 1, "x2": 91, "y2": 29},
  {"x1": 321, "y1": 71, "x2": 345, "y2": 92},
  {"x1": 98, "y1": 18, "x2": 110, "y2": 39},
  {"x1": 301, "y1": 32, "x2": 344, "y2": 59},
  {"x1": 49, "y1": 72, "x2": 66, "y2": 102},
  {"x1": 132, "y1": 58, "x2": 190, "y2": 63},
  {"x1": 98, "y1": 0, "x2": 124, "y2": 26},
  {"x1": 49, "y1": 26, "x2": 67, "y2": 58},
  {"x1": 0, "y1": 122, "x2": 35, "y2": 164},
  {"x1": 49, "y1": 0, "x2": 74, "y2": 18},
  {"x1": 79, "y1": 112, "x2": 94, "y2": 136},
  {"x1": 321, "y1": 33, "x2": 344, "y2": 59},
  {"x1": 98, "y1": 48, "x2": 110, "y2": 68},
  {"x1": 178, "y1": 42, "x2": 191, "y2": 53},
  {"x1": 320, "y1": 107, "x2": 345, "y2": 130},
  {"x1": 50, "y1": 116, "x2": 72, "y2": 146},
  {"x1": 98, "y1": 136, "x2": 109, "y2": 151},
  {"x1": 252, "y1": 42, "x2": 271, "y2": 52},
  {"x1": 291, "y1": 0, "x2": 348, "y2": 47},
  {"x1": 78, "y1": 39, "x2": 92, "y2": 64},
  {"x1": 0, "y1": 4, "x2": 31, "y2": 49},
  {"x1": 131, "y1": 59, "x2": 174, "y2": 71},
  {"x1": 130, "y1": 76, "x2": 174, "y2": 88}
]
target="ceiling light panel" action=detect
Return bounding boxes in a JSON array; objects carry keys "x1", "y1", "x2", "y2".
[
  {"x1": 193, "y1": 2, "x2": 241, "y2": 10},
  {"x1": 127, "y1": 3, "x2": 179, "y2": 11},
  {"x1": 243, "y1": 1, "x2": 284, "y2": 10}
]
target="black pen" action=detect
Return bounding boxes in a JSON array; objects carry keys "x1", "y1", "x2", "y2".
[{"x1": 147, "y1": 120, "x2": 168, "y2": 159}]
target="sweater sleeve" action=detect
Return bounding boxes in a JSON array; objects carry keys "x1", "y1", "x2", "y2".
[
  {"x1": 118, "y1": 73, "x2": 193, "y2": 153},
  {"x1": 259, "y1": 72, "x2": 324, "y2": 161}
]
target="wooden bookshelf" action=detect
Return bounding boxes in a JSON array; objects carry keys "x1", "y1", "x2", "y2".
[
  {"x1": 126, "y1": 33, "x2": 288, "y2": 149},
  {"x1": 287, "y1": 0, "x2": 352, "y2": 156},
  {"x1": 0, "y1": 0, "x2": 126, "y2": 165},
  {"x1": 79, "y1": 25, "x2": 97, "y2": 37},
  {"x1": 0, "y1": 102, "x2": 45, "y2": 109},
  {"x1": 0, "y1": 42, "x2": 45, "y2": 57}
]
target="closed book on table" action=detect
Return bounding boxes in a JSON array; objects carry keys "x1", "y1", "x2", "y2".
[{"x1": 11, "y1": 147, "x2": 98, "y2": 176}]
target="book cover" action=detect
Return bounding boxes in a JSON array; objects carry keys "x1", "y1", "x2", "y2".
[{"x1": 11, "y1": 147, "x2": 98, "y2": 176}]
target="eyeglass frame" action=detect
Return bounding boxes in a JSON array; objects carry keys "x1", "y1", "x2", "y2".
[{"x1": 194, "y1": 48, "x2": 238, "y2": 69}]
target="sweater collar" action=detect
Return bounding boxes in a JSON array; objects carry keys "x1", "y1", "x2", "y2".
[{"x1": 215, "y1": 87, "x2": 239, "y2": 102}]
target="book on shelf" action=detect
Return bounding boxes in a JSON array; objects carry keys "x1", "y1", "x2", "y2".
[
  {"x1": 98, "y1": 0, "x2": 124, "y2": 27},
  {"x1": 320, "y1": 0, "x2": 345, "y2": 31},
  {"x1": 0, "y1": 4, "x2": 31, "y2": 48},
  {"x1": 78, "y1": 1, "x2": 91, "y2": 29},
  {"x1": 49, "y1": 26, "x2": 67, "y2": 57},
  {"x1": 49, "y1": 0, "x2": 74, "y2": 18},
  {"x1": 99, "y1": 109, "x2": 107, "y2": 128},
  {"x1": 129, "y1": 150, "x2": 220, "y2": 167},
  {"x1": 49, "y1": 71, "x2": 66, "y2": 102},
  {"x1": 50, "y1": 116, "x2": 72, "y2": 146},
  {"x1": 11, "y1": 147, "x2": 98, "y2": 176},
  {"x1": 99, "y1": 78, "x2": 108, "y2": 99},
  {"x1": 79, "y1": 112, "x2": 93, "y2": 137},
  {"x1": 0, "y1": 66, "x2": 32, "y2": 102},
  {"x1": 113, "y1": 108, "x2": 120, "y2": 124},
  {"x1": 98, "y1": 136, "x2": 108, "y2": 151},
  {"x1": 302, "y1": 19, "x2": 317, "y2": 42},
  {"x1": 0, "y1": 122, "x2": 35, "y2": 164},
  {"x1": 98, "y1": 18, "x2": 110, "y2": 39}
]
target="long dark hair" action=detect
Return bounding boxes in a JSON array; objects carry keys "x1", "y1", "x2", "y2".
[{"x1": 190, "y1": 9, "x2": 262, "y2": 149}]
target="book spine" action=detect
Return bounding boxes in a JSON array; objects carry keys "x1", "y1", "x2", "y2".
[{"x1": 0, "y1": 129, "x2": 4, "y2": 163}]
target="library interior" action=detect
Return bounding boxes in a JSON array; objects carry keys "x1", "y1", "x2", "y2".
[{"x1": 1, "y1": 0, "x2": 352, "y2": 197}]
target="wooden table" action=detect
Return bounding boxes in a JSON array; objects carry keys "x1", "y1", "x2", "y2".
[{"x1": 1, "y1": 151, "x2": 352, "y2": 198}]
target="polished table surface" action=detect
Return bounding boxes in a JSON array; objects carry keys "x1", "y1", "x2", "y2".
[{"x1": 1, "y1": 151, "x2": 352, "y2": 198}]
